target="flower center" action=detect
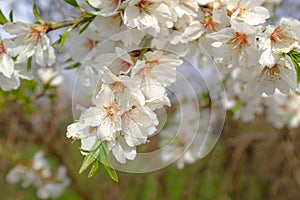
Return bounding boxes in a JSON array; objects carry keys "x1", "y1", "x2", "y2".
[
  {"x1": 262, "y1": 64, "x2": 281, "y2": 80},
  {"x1": 0, "y1": 42, "x2": 6, "y2": 55},
  {"x1": 270, "y1": 27, "x2": 286, "y2": 43},
  {"x1": 147, "y1": 60, "x2": 159, "y2": 66},
  {"x1": 24, "y1": 28, "x2": 42, "y2": 44},
  {"x1": 84, "y1": 38, "x2": 99, "y2": 50},
  {"x1": 138, "y1": 66, "x2": 151, "y2": 77},
  {"x1": 203, "y1": 18, "x2": 216, "y2": 33},
  {"x1": 104, "y1": 102, "x2": 120, "y2": 118},
  {"x1": 24, "y1": 24, "x2": 49, "y2": 44},
  {"x1": 135, "y1": 0, "x2": 152, "y2": 13},
  {"x1": 230, "y1": 32, "x2": 248, "y2": 49}
]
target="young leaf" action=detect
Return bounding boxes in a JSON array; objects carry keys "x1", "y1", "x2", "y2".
[
  {"x1": 65, "y1": 62, "x2": 81, "y2": 70},
  {"x1": 9, "y1": 10, "x2": 13, "y2": 22},
  {"x1": 79, "y1": 148, "x2": 91, "y2": 154},
  {"x1": 27, "y1": 57, "x2": 33, "y2": 71},
  {"x1": 33, "y1": 4, "x2": 44, "y2": 23},
  {"x1": 79, "y1": 21, "x2": 92, "y2": 34},
  {"x1": 79, "y1": 139, "x2": 102, "y2": 174},
  {"x1": 79, "y1": 147, "x2": 100, "y2": 174},
  {"x1": 99, "y1": 143, "x2": 119, "y2": 182},
  {"x1": 0, "y1": 9, "x2": 8, "y2": 25},
  {"x1": 62, "y1": 57, "x2": 74, "y2": 63},
  {"x1": 59, "y1": 31, "x2": 71, "y2": 51},
  {"x1": 88, "y1": 159, "x2": 99, "y2": 178},
  {"x1": 23, "y1": 80, "x2": 37, "y2": 93},
  {"x1": 85, "y1": 0, "x2": 100, "y2": 11},
  {"x1": 288, "y1": 50, "x2": 300, "y2": 83},
  {"x1": 64, "y1": 0, "x2": 80, "y2": 8}
]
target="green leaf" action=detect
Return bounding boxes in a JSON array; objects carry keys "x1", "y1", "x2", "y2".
[
  {"x1": 79, "y1": 140, "x2": 102, "y2": 174},
  {"x1": 48, "y1": 94, "x2": 58, "y2": 101},
  {"x1": 79, "y1": 148, "x2": 90, "y2": 154},
  {"x1": 88, "y1": 159, "x2": 99, "y2": 178},
  {"x1": 80, "y1": 12, "x2": 96, "y2": 18},
  {"x1": 0, "y1": 9, "x2": 8, "y2": 25},
  {"x1": 33, "y1": 4, "x2": 44, "y2": 23},
  {"x1": 62, "y1": 57, "x2": 74, "y2": 63},
  {"x1": 79, "y1": 148, "x2": 100, "y2": 174},
  {"x1": 52, "y1": 38, "x2": 61, "y2": 47},
  {"x1": 23, "y1": 80, "x2": 37, "y2": 93},
  {"x1": 27, "y1": 57, "x2": 32, "y2": 71},
  {"x1": 65, "y1": 62, "x2": 81, "y2": 70},
  {"x1": 59, "y1": 31, "x2": 71, "y2": 51},
  {"x1": 287, "y1": 50, "x2": 300, "y2": 83},
  {"x1": 9, "y1": 10, "x2": 13, "y2": 22},
  {"x1": 99, "y1": 143, "x2": 119, "y2": 182},
  {"x1": 85, "y1": 0, "x2": 100, "y2": 11},
  {"x1": 64, "y1": 0, "x2": 79, "y2": 8},
  {"x1": 79, "y1": 21, "x2": 92, "y2": 34}
]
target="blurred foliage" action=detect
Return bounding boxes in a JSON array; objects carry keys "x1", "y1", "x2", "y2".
[{"x1": 1, "y1": 103, "x2": 300, "y2": 200}]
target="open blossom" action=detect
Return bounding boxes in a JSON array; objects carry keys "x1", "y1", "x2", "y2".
[
  {"x1": 121, "y1": 104, "x2": 158, "y2": 147},
  {"x1": 88, "y1": 0, "x2": 121, "y2": 16},
  {"x1": 131, "y1": 50, "x2": 182, "y2": 88},
  {"x1": 101, "y1": 68, "x2": 145, "y2": 106},
  {"x1": 0, "y1": 64, "x2": 33, "y2": 91},
  {"x1": 3, "y1": 22, "x2": 55, "y2": 66},
  {"x1": 123, "y1": 0, "x2": 174, "y2": 34},
  {"x1": 175, "y1": 8, "x2": 230, "y2": 44},
  {"x1": 258, "y1": 18, "x2": 300, "y2": 67},
  {"x1": 226, "y1": 0, "x2": 270, "y2": 25},
  {"x1": 207, "y1": 20, "x2": 259, "y2": 68},
  {"x1": 67, "y1": 87, "x2": 120, "y2": 146},
  {"x1": 108, "y1": 136, "x2": 137, "y2": 164},
  {"x1": 105, "y1": 47, "x2": 134, "y2": 74},
  {"x1": 68, "y1": 26, "x2": 102, "y2": 62},
  {"x1": 246, "y1": 57, "x2": 297, "y2": 95},
  {"x1": 0, "y1": 39, "x2": 14, "y2": 78},
  {"x1": 131, "y1": 50, "x2": 182, "y2": 107}
]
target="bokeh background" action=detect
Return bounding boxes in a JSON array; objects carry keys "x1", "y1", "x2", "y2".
[{"x1": 1, "y1": 0, "x2": 300, "y2": 199}]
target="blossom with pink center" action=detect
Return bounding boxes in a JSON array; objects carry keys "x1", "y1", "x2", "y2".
[
  {"x1": 226, "y1": 0, "x2": 270, "y2": 25},
  {"x1": 3, "y1": 22, "x2": 55, "y2": 66},
  {"x1": 207, "y1": 20, "x2": 259, "y2": 68},
  {"x1": 123, "y1": 0, "x2": 174, "y2": 34},
  {"x1": 258, "y1": 18, "x2": 300, "y2": 67},
  {"x1": 246, "y1": 58, "x2": 297, "y2": 95}
]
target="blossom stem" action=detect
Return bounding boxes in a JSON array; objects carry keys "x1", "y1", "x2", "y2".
[{"x1": 46, "y1": 12, "x2": 95, "y2": 33}]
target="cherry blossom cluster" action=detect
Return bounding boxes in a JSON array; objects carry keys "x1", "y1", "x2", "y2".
[
  {"x1": 6, "y1": 151, "x2": 70, "y2": 199},
  {"x1": 2, "y1": 0, "x2": 300, "y2": 173},
  {"x1": 67, "y1": 46, "x2": 183, "y2": 163},
  {"x1": 65, "y1": 0, "x2": 300, "y2": 169},
  {"x1": 224, "y1": 67, "x2": 300, "y2": 129}
]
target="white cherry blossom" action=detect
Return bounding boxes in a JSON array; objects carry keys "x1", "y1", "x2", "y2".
[
  {"x1": 0, "y1": 39, "x2": 14, "y2": 78},
  {"x1": 3, "y1": 22, "x2": 55, "y2": 66},
  {"x1": 246, "y1": 57, "x2": 297, "y2": 95},
  {"x1": 258, "y1": 18, "x2": 300, "y2": 67},
  {"x1": 207, "y1": 20, "x2": 259, "y2": 68},
  {"x1": 226, "y1": 0, "x2": 270, "y2": 25},
  {"x1": 123, "y1": 0, "x2": 174, "y2": 34}
]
